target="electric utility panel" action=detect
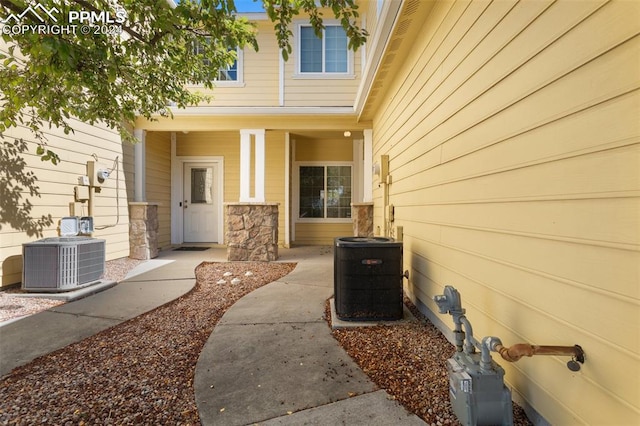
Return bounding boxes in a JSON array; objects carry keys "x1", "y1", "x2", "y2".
[{"x1": 447, "y1": 351, "x2": 514, "y2": 426}]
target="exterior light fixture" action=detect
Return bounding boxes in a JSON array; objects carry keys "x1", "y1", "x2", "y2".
[{"x1": 344, "y1": 130, "x2": 351, "y2": 137}]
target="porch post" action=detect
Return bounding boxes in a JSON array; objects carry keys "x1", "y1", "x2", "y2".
[
  {"x1": 133, "y1": 128, "x2": 146, "y2": 202},
  {"x1": 363, "y1": 129, "x2": 373, "y2": 202},
  {"x1": 239, "y1": 129, "x2": 266, "y2": 202}
]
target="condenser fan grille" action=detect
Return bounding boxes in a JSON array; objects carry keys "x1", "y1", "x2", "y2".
[{"x1": 22, "y1": 237, "x2": 105, "y2": 292}]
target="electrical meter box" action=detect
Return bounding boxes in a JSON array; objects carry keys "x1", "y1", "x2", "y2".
[{"x1": 447, "y1": 352, "x2": 514, "y2": 426}]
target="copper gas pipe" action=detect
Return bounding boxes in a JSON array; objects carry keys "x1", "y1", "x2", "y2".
[{"x1": 493, "y1": 342, "x2": 585, "y2": 364}]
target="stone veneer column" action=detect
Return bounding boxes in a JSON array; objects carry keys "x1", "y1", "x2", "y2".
[
  {"x1": 226, "y1": 203, "x2": 279, "y2": 261},
  {"x1": 129, "y1": 202, "x2": 159, "y2": 260},
  {"x1": 351, "y1": 202, "x2": 374, "y2": 237}
]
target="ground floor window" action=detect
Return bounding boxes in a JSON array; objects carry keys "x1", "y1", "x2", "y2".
[{"x1": 299, "y1": 165, "x2": 352, "y2": 219}]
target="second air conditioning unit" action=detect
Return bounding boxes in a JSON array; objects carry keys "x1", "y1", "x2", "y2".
[{"x1": 22, "y1": 237, "x2": 106, "y2": 292}]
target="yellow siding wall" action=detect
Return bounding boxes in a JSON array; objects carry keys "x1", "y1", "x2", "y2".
[
  {"x1": 0, "y1": 120, "x2": 132, "y2": 288},
  {"x1": 189, "y1": 20, "x2": 280, "y2": 107},
  {"x1": 177, "y1": 131, "x2": 240, "y2": 201},
  {"x1": 265, "y1": 131, "x2": 287, "y2": 239},
  {"x1": 294, "y1": 136, "x2": 353, "y2": 162},
  {"x1": 283, "y1": 45, "x2": 362, "y2": 107},
  {"x1": 361, "y1": 0, "x2": 379, "y2": 38},
  {"x1": 145, "y1": 131, "x2": 172, "y2": 250},
  {"x1": 189, "y1": 12, "x2": 363, "y2": 108},
  {"x1": 283, "y1": 7, "x2": 363, "y2": 107},
  {"x1": 295, "y1": 223, "x2": 352, "y2": 246},
  {"x1": 372, "y1": 1, "x2": 639, "y2": 424},
  {"x1": 176, "y1": 130, "x2": 286, "y2": 245}
]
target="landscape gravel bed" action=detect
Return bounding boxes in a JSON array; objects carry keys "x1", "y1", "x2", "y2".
[
  {"x1": 1, "y1": 259, "x2": 533, "y2": 425},
  {"x1": 0, "y1": 257, "x2": 144, "y2": 323},
  {"x1": 327, "y1": 299, "x2": 533, "y2": 426},
  {"x1": 0, "y1": 261, "x2": 295, "y2": 425}
]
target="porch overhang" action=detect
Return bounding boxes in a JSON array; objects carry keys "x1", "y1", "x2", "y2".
[{"x1": 134, "y1": 107, "x2": 372, "y2": 132}]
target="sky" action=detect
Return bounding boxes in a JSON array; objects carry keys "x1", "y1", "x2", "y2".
[{"x1": 234, "y1": 0, "x2": 266, "y2": 13}]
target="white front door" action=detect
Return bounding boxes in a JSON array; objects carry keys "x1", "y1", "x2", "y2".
[{"x1": 183, "y1": 163, "x2": 218, "y2": 242}]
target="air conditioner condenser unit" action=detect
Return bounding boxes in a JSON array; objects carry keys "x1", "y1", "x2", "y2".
[{"x1": 22, "y1": 237, "x2": 106, "y2": 292}]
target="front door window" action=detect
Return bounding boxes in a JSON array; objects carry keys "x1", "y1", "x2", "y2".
[{"x1": 191, "y1": 168, "x2": 213, "y2": 204}]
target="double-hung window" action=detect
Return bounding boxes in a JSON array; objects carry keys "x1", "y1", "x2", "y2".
[
  {"x1": 298, "y1": 165, "x2": 352, "y2": 219},
  {"x1": 297, "y1": 23, "x2": 352, "y2": 76}
]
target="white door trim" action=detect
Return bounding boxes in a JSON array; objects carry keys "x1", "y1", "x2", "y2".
[{"x1": 172, "y1": 154, "x2": 224, "y2": 244}]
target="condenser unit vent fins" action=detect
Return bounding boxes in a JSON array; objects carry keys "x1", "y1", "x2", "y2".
[{"x1": 22, "y1": 237, "x2": 105, "y2": 292}]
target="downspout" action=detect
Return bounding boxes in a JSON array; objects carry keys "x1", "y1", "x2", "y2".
[
  {"x1": 284, "y1": 132, "x2": 290, "y2": 247},
  {"x1": 133, "y1": 129, "x2": 146, "y2": 202}
]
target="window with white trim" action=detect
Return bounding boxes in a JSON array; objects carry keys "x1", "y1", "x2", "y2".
[
  {"x1": 193, "y1": 41, "x2": 243, "y2": 83},
  {"x1": 298, "y1": 165, "x2": 352, "y2": 219},
  {"x1": 297, "y1": 23, "x2": 351, "y2": 76}
]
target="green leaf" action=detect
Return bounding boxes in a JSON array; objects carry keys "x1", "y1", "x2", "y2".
[{"x1": 0, "y1": 0, "x2": 367, "y2": 153}]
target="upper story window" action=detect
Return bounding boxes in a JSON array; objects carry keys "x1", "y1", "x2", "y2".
[
  {"x1": 297, "y1": 22, "x2": 353, "y2": 77},
  {"x1": 193, "y1": 40, "x2": 244, "y2": 85}
]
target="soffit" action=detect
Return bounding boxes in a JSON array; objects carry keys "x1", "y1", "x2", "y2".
[{"x1": 359, "y1": 0, "x2": 437, "y2": 121}]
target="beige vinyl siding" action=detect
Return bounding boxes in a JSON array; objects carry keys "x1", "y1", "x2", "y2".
[
  {"x1": 281, "y1": 10, "x2": 363, "y2": 107},
  {"x1": 295, "y1": 223, "x2": 352, "y2": 246},
  {"x1": 294, "y1": 136, "x2": 354, "y2": 162},
  {"x1": 176, "y1": 131, "x2": 240, "y2": 202},
  {"x1": 293, "y1": 136, "x2": 354, "y2": 245},
  {"x1": 283, "y1": 79, "x2": 361, "y2": 106},
  {"x1": 189, "y1": 21, "x2": 280, "y2": 107},
  {"x1": 145, "y1": 132, "x2": 172, "y2": 250},
  {"x1": 284, "y1": 68, "x2": 361, "y2": 107},
  {"x1": 176, "y1": 130, "x2": 286, "y2": 245},
  {"x1": 0, "y1": 120, "x2": 132, "y2": 288},
  {"x1": 362, "y1": 0, "x2": 379, "y2": 39},
  {"x1": 371, "y1": 0, "x2": 639, "y2": 424},
  {"x1": 265, "y1": 131, "x2": 287, "y2": 245}
]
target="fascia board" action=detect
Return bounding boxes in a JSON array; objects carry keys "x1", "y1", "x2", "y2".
[
  {"x1": 165, "y1": 106, "x2": 356, "y2": 116},
  {"x1": 353, "y1": 0, "x2": 403, "y2": 117}
]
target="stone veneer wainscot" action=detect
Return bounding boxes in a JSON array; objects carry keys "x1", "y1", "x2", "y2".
[
  {"x1": 129, "y1": 202, "x2": 159, "y2": 260},
  {"x1": 225, "y1": 203, "x2": 279, "y2": 261},
  {"x1": 351, "y1": 202, "x2": 374, "y2": 237}
]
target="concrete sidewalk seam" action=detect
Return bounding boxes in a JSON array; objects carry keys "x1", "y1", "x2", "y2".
[
  {"x1": 46, "y1": 311, "x2": 125, "y2": 322},
  {"x1": 122, "y1": 277, "x2": 195, "y2": 283},
  {"x1": 217, "y1": 320, "x2": 327, "y2": 327}
]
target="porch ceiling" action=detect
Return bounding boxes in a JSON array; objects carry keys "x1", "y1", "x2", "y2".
[
  {"x1": 135, "y1": 114, "x2": 372, "y2": 133},
  {"x1": 290, "y1": 130, "x2": 364, "y2": 139}
]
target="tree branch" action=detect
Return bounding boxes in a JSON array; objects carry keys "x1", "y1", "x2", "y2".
[{"x1": 70, "y1": 0, "x2": 150, "y2": 43}]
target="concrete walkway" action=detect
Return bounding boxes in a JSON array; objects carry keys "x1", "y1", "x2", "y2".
[
  {"x1": 0, "y1": 249, "x2": 213, "y2": 377},
  {"x1": 195, "y1": 246, "x2": 425, "y2": 425},
  {"x1": 0, "y1": 246, "x2": 425, "y2": 425}
]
